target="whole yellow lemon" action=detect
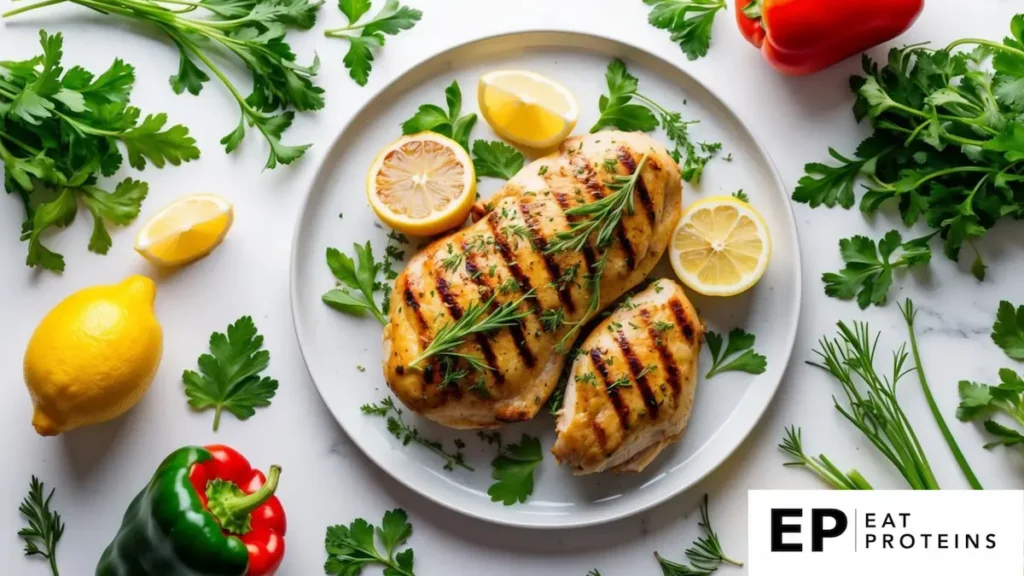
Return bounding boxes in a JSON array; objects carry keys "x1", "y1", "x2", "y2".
[{"x1": 24, "y1": 275, "x2": 163, "y2": 436}]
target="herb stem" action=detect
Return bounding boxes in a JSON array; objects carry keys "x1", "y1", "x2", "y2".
[
  {"x1": 1, "y1": 0, "x2": 65, "y2": 17},
  {"x1": 901, "y1": 299, "x2": 983, "y2": 489},
  {"x1": 946, "y1": 37, "x2": 1024, "y2": 58}
]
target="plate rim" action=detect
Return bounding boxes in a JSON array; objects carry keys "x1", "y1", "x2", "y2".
[{"x1": 289, "y1": 28, "x2": 803, "y2": 529}]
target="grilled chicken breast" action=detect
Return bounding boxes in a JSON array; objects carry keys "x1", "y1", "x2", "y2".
[
  {"x1": 382, "y1": 132, "x2": 682, "y2": 428},
  {"x1": 552, "y1": 279, "x2": 703, "y2": 474}
]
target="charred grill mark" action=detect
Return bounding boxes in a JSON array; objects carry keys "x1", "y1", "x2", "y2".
[
  {"x1": 519, "y1": 199, "x2": 575, "y2": 313},
  {"x1": 615, "y1": 329, "x2": 659, "y2": 420},
  {"x1": 569, "y1": 151, "x2": 635, "y2": 270},
  {"x1": 669, "y1": 298, "x2": 696, "y2": 343},
  {"x1": 589, "y1": 348, "x2": 630, "y2": 431},
  {"x1": 403, "y1": 284, "x2": 437, "y2": 385},
  {"x1": 486, "y1": 213, "x2": 537, "y2": 299},
  {"x1": 433, "y1": 274, "x2": 504, "y2": 385},
  {"x1": 640, "y1": 308, "x2": 681, "y2": 396},
  {"x1": 462, "y1": 242, "x2": 536, "y2": 369},
  {"x1": 618, "y1": 147, "x2": 655, "y2": 225}
]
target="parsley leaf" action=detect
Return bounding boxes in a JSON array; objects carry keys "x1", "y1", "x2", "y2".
[
  {"x1": 956, "y1": 369, "x2": 1024, "y2": 449},
  {"x1": 488, "y1": 434, "x2": 542, "y2": 505},
  {"x1": 471, "y1": 140, "x2": 524, "y2": 180},
  {"x1": 400, "y1": 80, "x2": 476, "y2": 151},
  {"x1": 325, "y1": 508, "x2": 416, "y2": 576},
  {"x1": 591, "y1": 59, "x2": 719, "y2": 183},
  {"x1": 643, "y1": 0, "x2": 727, "y2": 61},
  {"x1": 992, "y1": 300, "x2": 1024, "y2": 360},
  {"x1": 18, "y1": 476, "x2": 64, "y2": 576},
  {"x1": 322, "y1": 241, "x2": 387, "y2": 325},
  {"x1": 821, "y1": 231, "x2": 932, "y2": 309},
  {"x1": 182, "y1": 316, "x2": 279, "y2": 431},
  {"x1": 705, "y1": 328, "x2": 767, "y2": 378},
  {"x1": 361, "y1": 397, "x2": 472, "y2": 472},
  {"x1": 325, "y1": 0, "x2": 423, "y2": 86}
]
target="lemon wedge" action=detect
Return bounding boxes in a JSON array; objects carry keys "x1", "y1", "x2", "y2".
[
  {"x1": 367, "y1": 132, "x2": 476, "y2": 236},
  {"x1": 478, "y1": 70, "x2": 578, "y2": 149},
  {"x1": 135, "y1": 194, "x2": 233, "y2": 267},
  {"x1": 670, "y1": 196, "x2": 772, "y2": 297}
]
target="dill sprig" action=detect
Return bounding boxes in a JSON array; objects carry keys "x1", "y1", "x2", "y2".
[
  {"x1": 18, "y1": 476, "x2": 64, "y2": 576},
  {"x1": 547, "y1": 154, "x2": 649, "y2": 350},
  {"x1": 361, "y1": 397, "x2": 473, "y2": 472},
  {"x1": 409, "y1": 291, "x2": 534, "y2": 369},
  {"x1": 810, "y1": 320, "x2": 940, "y2": 489},
  {"x1": 779, "y1": 426, "x2": 873, "y2": 490}
]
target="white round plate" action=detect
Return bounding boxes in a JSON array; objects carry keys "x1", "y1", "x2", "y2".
[{"x1": 291, "y1": 31, "x2": 802, "y2": 528}]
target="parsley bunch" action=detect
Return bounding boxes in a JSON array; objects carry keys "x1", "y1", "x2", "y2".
[
  {"x1": 1, "y1": 31, "x2": 198, "y2": 272},
  {"x1": 5, "y1": 0, "x2": 325, "y2": 169},
  {"x1": 325, "y1": 0, "x2": 422, "y2": 86},
  {"x1": 794, "y1": 17, "x2": 1024, "y2": 281},
  {"x1": 592, "y1": 59, "x2": 720, "y2": 183}
]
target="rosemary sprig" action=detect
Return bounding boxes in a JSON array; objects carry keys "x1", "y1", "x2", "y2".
[
  {"x1": 685, "y1": 495, "x2": 743, "y2": 571},
  {"x1": 547, "y1": 154, "x2": 649, "y2": 350},
  {"x1": 361, "y1": 397, "x2": 472, "y2": 472},
  {"x1": 655, "y1": 494, "x2": 742, "y2": 575},
  {"x1": 409, "y1": 291, "x2": 534, "y2": 369},
  {"x1": 18, "y1": 476, "x2": 64, "y2": 576},
  {"x1": 779, "y1": 426, "x2": 873, "y2": 490}
]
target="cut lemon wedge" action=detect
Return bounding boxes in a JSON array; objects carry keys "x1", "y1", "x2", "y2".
[
  {"x1": 135, "y1": 194, "x2": 233, "y2": 267},
  {"x1": 478, "y1": 70, "x2": 578, "y2": 149},
  {"x1": 670, "y1": 196, "x2": 772, "y2": 297},
  {"x1": 367, "y1": 132, "x2": 476, "y2": 236}
]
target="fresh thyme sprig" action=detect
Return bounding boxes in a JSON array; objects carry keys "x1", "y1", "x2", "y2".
[
  {"x1": 18, "y1": 476, "x2": 65, "y2": 576},
  {"x1": 409, "y1": 291, "x2": 534, "y2": 369},
  {"x1": 547, "y1": 154, "x2": 649, "y2": 350},
  {"x1": 361, "y1": 397, "x2": 472, "y2": 472},
  {"x1": 779, "y1": 426, "x2": 873, "y2": 490}
]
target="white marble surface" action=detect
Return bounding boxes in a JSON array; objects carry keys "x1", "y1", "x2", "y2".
[{"x1": 1, "y1": 0, "x2": 1022, "y2": 574}]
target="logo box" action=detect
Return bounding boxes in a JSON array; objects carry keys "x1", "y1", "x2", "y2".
[{"x1": 748, "y1": 490, "x2": 1024, "y2": 575}]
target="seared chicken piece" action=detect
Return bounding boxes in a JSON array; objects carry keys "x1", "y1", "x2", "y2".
[
  {"x1": 552, "y1": 279, "x2": 703, "y2": 474},
  {"x1": 382, "y1": 132, "x2": 682, "y2": 428}
]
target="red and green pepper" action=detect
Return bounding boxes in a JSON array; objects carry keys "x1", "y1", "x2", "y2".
[{"x1": 96, "y1": 445, "x2": 286, "y2": 576}]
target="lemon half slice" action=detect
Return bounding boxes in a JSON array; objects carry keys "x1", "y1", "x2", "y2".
[
  {"x1": 670, "y1": 196, "x2": 772, "y2": 297},
  {"x1": 367, "y1": 132, "x2": 476, "y2": 236},
  {"x1": 135, "y1": 194, "x2": 233, "y2": 267},
  {"x1": 478, "y1": 70, "x2": 578, "y2": 149}
]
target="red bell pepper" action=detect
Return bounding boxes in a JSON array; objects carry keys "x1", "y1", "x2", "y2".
[
  {"x1": 189, "y1": 445, "x2": 287, "y2": 576},
  {"x1": 736, "y1": 0, "x2": 925, "y2": 75}
]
